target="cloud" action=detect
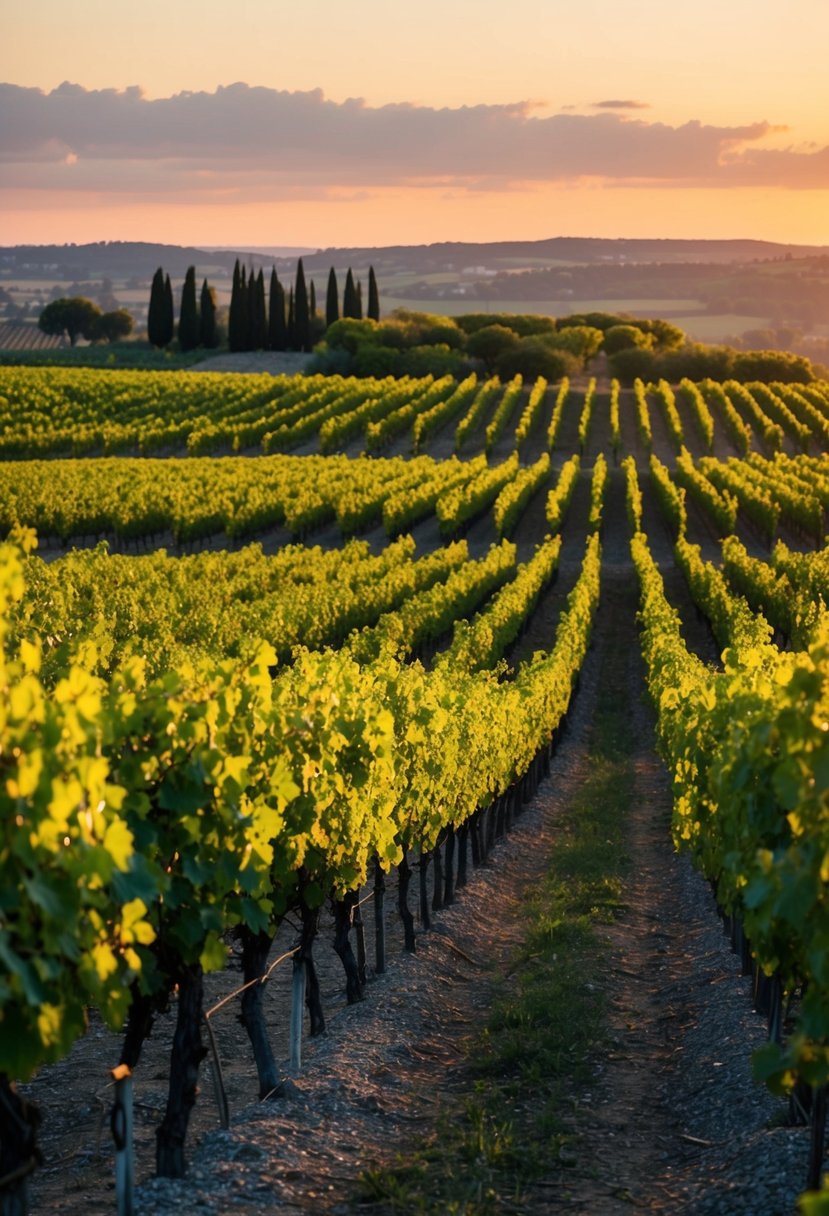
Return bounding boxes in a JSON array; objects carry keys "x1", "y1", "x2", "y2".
[
  {"x1": 592, "y1": 99, "x2": 651, "y2": 110},
  {"x1": 719, "y1": 143, "x2": 829, "y2": 188},
  {"x1": 1, "y1": 81, "x2": 828, "y2": 200}
]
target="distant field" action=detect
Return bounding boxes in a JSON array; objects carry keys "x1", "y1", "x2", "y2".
[
  {"x1": 670, "y1": 313, "x2": 765, "y2": 342},
  {"x1": 381, "y1": 295, "x2": 701, "y2": 316},
  {"x1": 0, "y1": 266, "x2": 799, "y2": 349},
  {"x1": 0, "y1": 276, "x2": 228, "y2": 310}
]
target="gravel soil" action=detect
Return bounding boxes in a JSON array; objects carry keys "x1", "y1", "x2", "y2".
[
  {"x1": 537, "y1": 578, "x2": 807, "y2": 1214},
  {"x1": 187, "y1": 353, "x2": 315, "y2": 376}
]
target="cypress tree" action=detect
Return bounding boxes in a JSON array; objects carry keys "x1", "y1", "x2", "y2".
[
  {"x1": 268, "y1": 269, "x2": 287, "y2": 351},
  {"x1": 162, "y1": 274, "x2": 175, "y2": 347},
  {"x1": 200, "y1": 279, "x2": 218, "y2": 349},
  {"x1": 287, "y1": 287, "x2": 295, "y2": 350},
  {"x1": 246, "y1": 270, "x2": 258, "y2": 349},
  {"x1": 343, "y1": 268, "x2": 359, "y2": 319},
  {"x1": 243, "y1": 266, "x2": 267, "y2": 351},
  {"x1": 276, "y1": 282, "x2": 288, "y2": 350},
  {"x1": 355, "y1": 281, "x2": 363, "y2": 321},
  {"x1": 255, "y1": 269, "x2": 268, "y2": 349},
  {"x1": 368, "y1": 265, "x2": 380, "y2": 321},
  {"x1": 309, "y1": 279, "x2": 317, "y2": 318},
  {"x1": 246, "y1": 268, "x2": 257, "y2": 350},
  {"x1": 229, "y1": 259, "x2": 243, "y2": 351},
  {"x1": 148, "y1": 267, "x2": 165, "y2": 347},
  {"x1": 178, "y1": 266, "x2": 200, "y2": 351},
  {"x1": 294, "y1": 259, "x2": 310, "y2": 352},
  {"x1": 239, "y1": 266, "x2": 250, "y2": 350},
  {"x1": 325, "y1": 267, "x2": 339, "y2": 328}
]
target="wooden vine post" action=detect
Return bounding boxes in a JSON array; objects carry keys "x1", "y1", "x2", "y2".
[
  {"x1": 111, "y1": 1064, "x2": 134, "y2": 1216},
  {"x1": 373, "y1": 857, "x2": 386, "y2": 974}
]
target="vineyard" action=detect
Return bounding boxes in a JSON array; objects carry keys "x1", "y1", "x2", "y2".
[{"x1": 4, "y1": 362, "x2": 829, "y2": 1213}]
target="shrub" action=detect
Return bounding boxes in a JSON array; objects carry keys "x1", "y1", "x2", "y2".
[
  {"x1": 384, "y1": 309, "x2": 466, "y2": 349},
  {"x1": 603, "y1": 324, "x2": 654, "y2": 355},
  {"x1": 306, "y1": 345, "x2": 357, "y2": 376},
  {"x1": 659, "y1": 343, "x2": 735, "y2": 382},
  {"x1": 731, "y1": 349, "x2": 813, "y2": 384},
  {"x1": 455, "y1": 312, "x2": 557, "y2": 338},
  {"x1": 322, "y1": 318, "x2": 379, "y2": 353},
  {"x1": 557, "y1": 311, "x2": 628, "y2": 333},
  {"x1": 398, "y1": 344, "x2": 468, "y2": 378},
  {"x1": 641, "y1": 318, "x2": 685, "y2": 350},
  {"x1": 547, "y1": 325, "x2": 604, "y2": 360},
  {"x1": 353, "y1": 344, "x2": 403, "y2": 378},
  {"x1": 495, "y1": 339, "x2": 580, "y2": 381},
  {"x1": 466, "y1": 324, "x2": 520, "y2": 371},
  {"x1": 607, "y1": 346, "x2": 659, "y2": 384}
]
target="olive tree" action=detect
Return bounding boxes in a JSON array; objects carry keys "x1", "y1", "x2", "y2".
[
  {"x1": 93, "y1": 309, "x2": 134, "y2": 343},
  {"x1": 38, "y1": 297, "x2": 102, "y2": 345}
]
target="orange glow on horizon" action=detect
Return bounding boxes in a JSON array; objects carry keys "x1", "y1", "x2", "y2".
[
  {"x1": 4, "y1": 182, "x2": 828, "y2": 249},
  {"x1": 4, "y1": 0, "x2": 829, "y2": 249}
]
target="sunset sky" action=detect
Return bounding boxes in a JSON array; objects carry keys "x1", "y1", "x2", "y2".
[{"x1": 3, "y1": 0, "x2": 829, "y2": 248}]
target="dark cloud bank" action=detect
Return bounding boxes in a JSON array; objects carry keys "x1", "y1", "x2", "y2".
[
  {"x1": 2, "y1": 81, "x2": 827, "y2": 194},
  {"x1": 592, "y1": 99, "x2": 651, "y2": 110}
]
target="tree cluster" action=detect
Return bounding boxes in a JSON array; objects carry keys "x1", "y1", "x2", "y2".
[
  {"x1": 607, "y1": 342, "x2": 816, "y2": 385},
  {"x1": 148, "y1": 267, "x2": 218, "y2": 351},
  {"x1": 146, "y1": 261, "x2": 379, "y2": 354},
  {"x1": 309, "y1": 308, "x2": 686, "y2": 382},
  {"x1": 309, "y1": 308, "x2": 469, "y2": 378},
  {"x1": 38, "y1": 297, "x2": 134, "y2": 346},
  {"x1": 228, "y1": 261, "x2": 379, "y2": 353},
  {"x1": 309, "y1": 305, "x2": 820, "y2": 385}
]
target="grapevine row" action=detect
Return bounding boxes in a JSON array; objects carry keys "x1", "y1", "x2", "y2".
[{"x1": 0, "y1": 526, "x2": 602, "y2": 1180}]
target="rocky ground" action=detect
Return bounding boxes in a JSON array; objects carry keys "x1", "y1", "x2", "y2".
[{"x1": 188, "y1": 352, "x2": 316, "y2": 375}]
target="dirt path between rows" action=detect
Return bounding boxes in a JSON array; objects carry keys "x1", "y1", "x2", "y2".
[
  {"x1": 539, "y1": 574, "x2": 807, "y2": 1214},
  {"x1": 187, "y1": 353, "x2": 315, "y2": 376}
]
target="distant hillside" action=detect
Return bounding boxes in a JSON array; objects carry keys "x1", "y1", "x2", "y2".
[
  {"x1": 201, "y1": 245, "x2": 318, "y2": 259},
  {"x1": 0, "y1": 242, "x2": 292, "y2": 281},
  {"x1": 3, "y1": 237, "x2": 828, "y2": 345},
  {"x1": 303, "y1": 236, "x2": 829, "y2": 273},
  {"x1": 2, "y1": 236, "x2": 828, "y2": 283}
]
